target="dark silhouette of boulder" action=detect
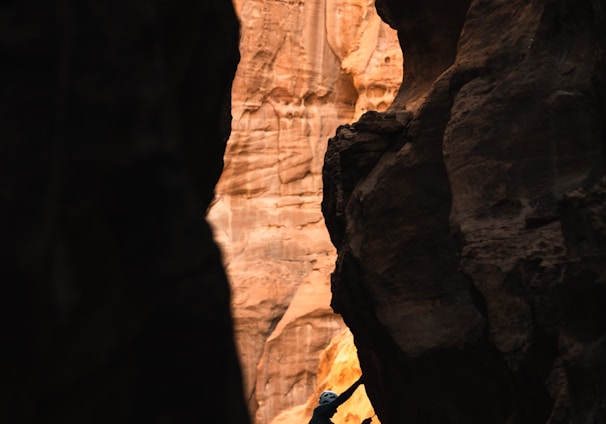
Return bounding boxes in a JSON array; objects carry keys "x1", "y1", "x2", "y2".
[{"x1": 323, "y1": 1, "x2": 606, "y2": 422}]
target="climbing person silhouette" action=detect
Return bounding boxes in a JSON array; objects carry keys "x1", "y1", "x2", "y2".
[{"x1": 308, "y1": 375, "x2": 373, "y2": 424}]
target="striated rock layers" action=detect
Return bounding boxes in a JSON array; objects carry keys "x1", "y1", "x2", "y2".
[
  {"x1": 207, "y1": 0, "x2": 401, "y2": 423},
  {"x1": 0, "y1": 1, "x2": 249, "y2": 423},
  {"x1": 323, "y1": 0, "x2": 606, "y2": 423}
]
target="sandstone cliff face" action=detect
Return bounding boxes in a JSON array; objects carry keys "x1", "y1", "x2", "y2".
[
  {"x1": 207, "y1": 1, "x2": 401, "y2": 422},
  {"x1": 323, "y1": 0, "x2": 606, "y2": 423},
  {"x1": 1, "y1": 1, "x2": 248, "y2": 422}
]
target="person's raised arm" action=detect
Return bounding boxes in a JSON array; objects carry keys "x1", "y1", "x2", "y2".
[{"x1": 332, "y1": 375, "x2": 365, "y2": 408}]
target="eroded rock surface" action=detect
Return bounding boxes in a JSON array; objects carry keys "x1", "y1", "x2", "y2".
[
  {"x1": 207, "y1": 0, "x2": 402, "y2": 422},
  {"x1": 323, "y1": 1, "x2": 606, "y2": 423}
]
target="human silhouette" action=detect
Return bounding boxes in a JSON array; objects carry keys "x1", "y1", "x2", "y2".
[{"x1": 308, "y1": 375, "x2": 373, "y2": 424}]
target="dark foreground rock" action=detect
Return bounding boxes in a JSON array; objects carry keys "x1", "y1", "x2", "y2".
[
  {"x1": 0, "y1": 1, "x2": 250, "y2": 423},
  {"x1": 323, "y1": 1, "x2": 606, "y2": 423}
]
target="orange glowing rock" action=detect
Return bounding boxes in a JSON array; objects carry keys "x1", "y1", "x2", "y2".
[{"x1": 207, "y1": 0, "x2": 401, "y2": 422}]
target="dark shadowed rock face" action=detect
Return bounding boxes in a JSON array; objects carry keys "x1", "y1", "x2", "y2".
[
  {"x1": 323, "y1": 1, "x2": 606, "y2": 423},
  {"x1": 0, "y1": 1, "x2": 250, "y2": 423}
]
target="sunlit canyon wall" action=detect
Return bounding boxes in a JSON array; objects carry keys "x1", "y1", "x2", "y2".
[{"x1": 207, "y1": 0, "x2": 402, "y2": 423}]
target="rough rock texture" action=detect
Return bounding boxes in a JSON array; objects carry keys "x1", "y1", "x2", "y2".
[
  {"x1": 0, "y1": 1, "x2": 249, "y2": 423},
  {"x1": 207, "y1": 1, "x2": 402, "y2": 422},
  {"x1": 323, "y1": 0, "x2": 606, "y2": 423}
]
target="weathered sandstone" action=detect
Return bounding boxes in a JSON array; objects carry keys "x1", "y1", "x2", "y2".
[
  {"x1": 323, "y1": 0, "x2": 606, "y2": 423},
  {"x1": 208, "y1": 0, "x2": 402, "y2": 422}
]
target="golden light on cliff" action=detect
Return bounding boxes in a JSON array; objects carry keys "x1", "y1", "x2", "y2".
[
  {"x1": 272, "y1": 329, "x2": 379, "y2": 424},
  {"x1": 207, "y1": 0, "x2": 402, "y2": 423}
]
